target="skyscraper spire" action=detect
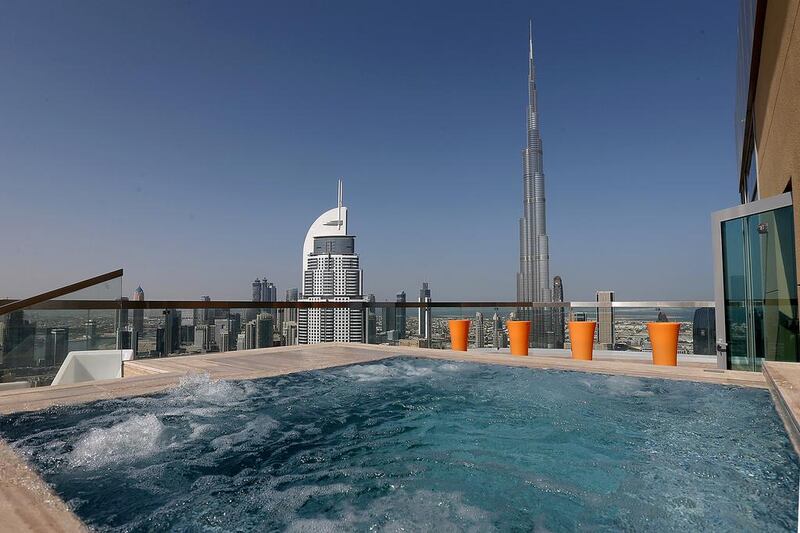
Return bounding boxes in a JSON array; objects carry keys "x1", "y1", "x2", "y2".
[
  {"x1": 337, "y1": 178, "x2": 343, "y2": 229},
  {"x1": 518, "y1": 19, "x2": 552, "y2": 346},
  {"x1": 529, "y1": 18, "x2": 534, "y2": 70}
]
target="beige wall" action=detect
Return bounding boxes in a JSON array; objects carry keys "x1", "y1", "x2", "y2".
[{"x1": 753, "y1": 0, "x2": 800, "y2": 276}]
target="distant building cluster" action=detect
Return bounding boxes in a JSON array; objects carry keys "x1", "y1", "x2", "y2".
[{"x1": 251, "y1": 278, "x2": 277, "y2": 304}]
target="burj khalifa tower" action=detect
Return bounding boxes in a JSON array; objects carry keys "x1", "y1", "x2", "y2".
[{"x1": 517, "y1": 20, "x2": 554, "y2": 347}]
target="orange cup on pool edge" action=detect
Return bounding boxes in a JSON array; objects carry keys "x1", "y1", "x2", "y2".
[
  {"x1": 448, "y1": 319, "x2": 470, "y2": 351},
  {"x1": 648, "y1": 322, "x2": 680, "y2": 366},
  {"x1": 569, "y1": 321, "x2": 596, "y2": 361},
  {"x1": 507, "y1": 320, "x2": 531, "y2": 356}
]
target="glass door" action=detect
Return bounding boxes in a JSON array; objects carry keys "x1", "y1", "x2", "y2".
[{"x1": 714, "y1": 195, "x2": 799, "y2": 370}]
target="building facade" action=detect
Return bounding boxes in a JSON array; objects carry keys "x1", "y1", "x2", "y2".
[
  {"x1": 475, "y1": 312, "x2": 485, "y2": 348},
  {"x1": 713, "y1": 0, "x2": 800, "y2": 369},
  {"x1": 298, "y1": 181, "x2": 366, "y2": 344},
  {"x1": 243, "y1": 312, "x2": 273, "y2": 350},
  {"x1": 396, "y1": 291, "x2": 407, "y2": 339},
  {"x1": 552, "y1": 276, "x2": 565, "y2": 349},
  {"x1": 737, "y1": 0, "x2": 800, "y2": 209},
  {"x1": 45, "y1": 327, "x2": 69, "y2": 366},
  {"x1": 261, "y1": 279, "x2": 277, "y2": 303},
  {"x1": 516, "y1": 21, "x2": 554, "y2": 348},
  {"x1": 283, "y1": 288, "x2": 299, "y2": 345},
  {"x1": 418, "y1": 282, "x2": 431, "y2": 341},
  {"x1": 132, "y1": 286, "x2": 144, "y2": 335},
  {"x1": 596, "y1": 291, "x2": 615, "y2": 348},
  {"x1": 115, "y1": 297, "x2": 129, "y2": 350}
]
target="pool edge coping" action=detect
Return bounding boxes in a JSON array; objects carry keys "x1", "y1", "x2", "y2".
[
  {"x1": 762, "y1": 362, "x2": 800, "y2": 455},
  {"x1": 0, "y1": 439, "x2": 87, "y2": 532}
]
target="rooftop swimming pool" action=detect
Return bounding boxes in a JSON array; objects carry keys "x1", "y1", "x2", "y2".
[{"x1": 0, "y1": 356, "x2": 797, "y2": 531}]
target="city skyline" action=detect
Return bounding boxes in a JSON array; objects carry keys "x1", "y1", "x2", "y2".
[{"x1": 0, "y1": 1, "x2": 737, "y2": 301}]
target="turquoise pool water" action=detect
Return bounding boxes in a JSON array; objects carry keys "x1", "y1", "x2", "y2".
[{"x1": 1, "y1": 357, "x2": 797, "y2": 531}]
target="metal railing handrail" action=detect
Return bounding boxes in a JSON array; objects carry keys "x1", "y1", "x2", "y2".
[
  {"x1": 0, "y1": 269, "x2": 123, "y2": 317},
  {"x1": 570, "y1": 300, "x2": 714, "y2": 308},
  {"x1": 0, "y1": 298, "x2": 715, "y2": 312}
]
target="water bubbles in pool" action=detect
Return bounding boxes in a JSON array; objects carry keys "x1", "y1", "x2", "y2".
[
  {"x1": 173, "y1": 372, "x2": 254, "y2": 405},
  {"x1": 342, "y1": 359, "x2": 460, "y2": 382},
  {"x1": 283, "y1": 489, "x2": 491, "y2": 532},
  {"x1": 209, "y1": 415, "x2": 279, "y2": 451},
  {"x1": 580, "y1": 375, "x2": 655, "y2": 398},
  {"x1": 68, "y1": 414, "x2": 165, "y2": 468}
]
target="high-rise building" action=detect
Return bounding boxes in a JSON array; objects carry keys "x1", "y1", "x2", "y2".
[
  {"x1": 492, "y1": 312, "x2": 507, "y2": 349},
  {"x1": 261, "y1": 279, "x2": 277, "y2": 303},
  {"x1": 248, "y1": 280, "x2": 263, "y2": 322},
  {"x1": 180, "y1": 311, "x2": 195, "y2": 329},
  {"x1": 156, "y1": 309, "x2": 180, "y2": 355},
  {"x1": 492, "y1": 312, "x2": 500, "y2": 349},
  {"x1": 255, "y1": 312, "x2": 273, "y2": 348},
  {"x1": 596, "y1": 291, "x2": 615, "y2": 348},
  {"x1": 285, "y1": 288, "x2": 299, "y2": 320},
  {"x1": 214, "y1": 317, "x2": 237, "y2": 351},
  {"x1": 84, "y1": 320, "x2": 98, "y2": 350},
  {"x1": 0, "y1": 310, "x2": 36, "y2": 368},
  {"x1": 117, "y1": 328, "x2": 132, "y2": 350},
  {"x1": 366, "y1": 294, "x2": 377, "y2": 344},
  {"x1": 244, "y1": 321, "x2": 256, "y2": 350},
  {"x1": 180, "y1": 324, "x2": 195, "y2": 344},
  {"x1": 45, "y1": 327, "x2": 69, "y2": 366},
  {"x1": 475, "y1": 312, "x2": 485, "y2": 348},
  {"x1": 194, "y1": 324, "x2": 213, "y2": 352},
  {"x1": 283, "y1": 288, "x2": 299, "y2": 335},
  {"x1": 382, "y1": 300, "x2": 396, "y2": 336},
  {"x1": 127, "y1": 328, "x2": 139, "y2": 355},
  {"x1": 251, "y1": 278, "x2": 276, "y2": 305},
  {"x1": 376, "y1": 296, "x2": 397, "y2": 339},
  {"x1": 115, "y1": 297, "x2": 129, "y2": 350},
  {"x1": 167, "y1": 310, "x2": 181, "y2": 353},
  {"x1": 418, "y1": 282, "x2": 431, "y2": 340},
  {"x1": 230, "y1": 313, "x2": 241, "y2": 346},
  {"x1": 552, "y1": 276, "x2": 565, "y2": 349},
  {"x1": 298, "y1": 180, "x2": 367, "y2": 344},
  {"x1": 194, "y1": 295, "x2": 212, "y2": 326},
  {"x1": 220, "y1": 332, "x2": 232, "y2": 352},
  {"x1": 396, "y1": 291, "x2": 407, "y2": 339},
  {"x1": 132, "y1": 286, "x2": 145, "y2": 335},
  {"x1": 516, "y1": 21, "x2": 553, "y2": 348},
  {"x1": 283, "y1": 288, "x2": 299, "y2": 346},
  {"x1": 282, "y1": 321, "x2": 298, "y2": 346}
]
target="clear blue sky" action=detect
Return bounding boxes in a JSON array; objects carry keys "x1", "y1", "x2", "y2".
[{"x1": 0, "y1": 0, "x2": 737, "y2": 301}]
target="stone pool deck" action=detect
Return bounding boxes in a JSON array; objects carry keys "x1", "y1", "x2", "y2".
[
  {"x1": 762, "y1": 361, "x2": 800, "y2": 453},
  {"x1": 0, "y1": 343, "x2": 787, "y2": 532}
]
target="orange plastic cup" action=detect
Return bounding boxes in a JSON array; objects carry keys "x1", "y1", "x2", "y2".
[
  {"x1": 448, "y1": 319, "x2": 470, "y2": 351},
  {"x1": 507, "y1": 320, "x2": 531, "y2": 356},
  {"x1": 568, "y1": 321, "x2": 596, "y2": 360},
  {"x1": 648, "y1": 322, "x2": 680, "y2": 366}
]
